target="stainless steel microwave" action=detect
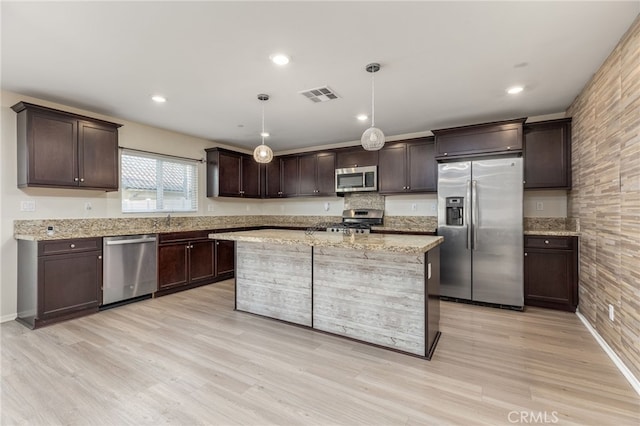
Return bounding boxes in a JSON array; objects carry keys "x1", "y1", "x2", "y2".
[{"x1": 335, "y1": 166, "x2": 377, "y2": 193}]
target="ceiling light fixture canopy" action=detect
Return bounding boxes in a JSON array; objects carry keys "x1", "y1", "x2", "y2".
[
  {"x1": 361, "y1": 63, "x2": 385, "y2": 151},
  {"x1": 253, "y1": 94, "x2": 274, "y2": 163}
]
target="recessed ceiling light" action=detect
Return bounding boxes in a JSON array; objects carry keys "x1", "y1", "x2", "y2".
[
  {"x1": 507, "y1": 86, "x2": 524, "y2": 95},
  {"x1": 357, "y1": 114, "x2": 368, "y2": 121},
  {"x1": 270, "y1": 54, "x2": 290, "y2": 66},
  {"x1": 260, "y1": 131, "x2": 270, "y2": 138},
  {"x1": 151, "y1": 95, "x2": 167, "y2": 103}
]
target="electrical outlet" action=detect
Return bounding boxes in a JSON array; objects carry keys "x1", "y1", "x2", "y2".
[
  {"x1": 20, "y1": 200, "x2": 36, "y2": 212},
  {"x1": 609, "y1": 304, "x2": 615, "y2": 322},
  {"x1": 207, "y1": 205, "x2": 214, "y2": 212},
  {"x1": 411, "y1": 203, "x2": 418, "y2": 212},
  {"x1": 324, "y1": 202, "x2": 330, "y2": 212},
  {"x1": 431, "y1": 203, "x2": 437, "y2": 212},
  {"x1": 84, "y1": 202, "x2": 92, "y2": 211},
  {"x1": 536, "y1": 202, "x2": 544, "y2": 211}
]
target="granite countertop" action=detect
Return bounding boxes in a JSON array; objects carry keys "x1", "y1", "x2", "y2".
[
  {"x1": 211, "y1": 229, "x2": 444, "y2": 254},
  {"x1": 524, "y1": 230, "x2": 580, "y2": 237},
  {"x1": 371, "y1": 225, "x2": 437, "y2": 233}
]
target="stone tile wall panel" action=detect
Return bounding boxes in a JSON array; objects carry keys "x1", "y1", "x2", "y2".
[{"x1": 567, "y1": 16, "x2": 640, "y2": 380}]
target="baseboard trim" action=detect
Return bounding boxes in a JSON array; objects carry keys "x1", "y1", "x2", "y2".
[
  {"x1": 1, "y1": 313, "x2": 17, "y2": 323},
  {"x1": 576, "y1": 311, "x2": 640, "y2": 396}
]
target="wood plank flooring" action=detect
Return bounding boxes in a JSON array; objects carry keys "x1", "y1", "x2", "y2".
[{"x1": 1, "y1": 279, "x2": 638, "y2": 425}]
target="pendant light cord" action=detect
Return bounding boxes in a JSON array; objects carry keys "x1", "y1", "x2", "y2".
[
  {"x1": 261, "y1": 102, "x2": 265, "y2": 145},
  {"x1": 371, "y1": 71, "x2": 375, "y2": 127}
]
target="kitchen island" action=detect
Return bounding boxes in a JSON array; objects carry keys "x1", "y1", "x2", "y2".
[{"x1": 210, "y1": 229, "x2": 443, "y2": 359}]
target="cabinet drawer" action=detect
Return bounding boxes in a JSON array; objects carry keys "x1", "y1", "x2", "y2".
[
  {"x1": 159, "y1": 230, "x2": 211, "y2": 244},
  {"x1": 525, "y1": 236, "x2": 573, "y2": 249},
  {"x1": 39, "y1": 237, "x2": 102, "y2": 255}
]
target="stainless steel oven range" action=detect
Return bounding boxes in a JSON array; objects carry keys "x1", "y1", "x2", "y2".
[{"x1": 325, "y1": 209, "x2": 384, "y2": 235}]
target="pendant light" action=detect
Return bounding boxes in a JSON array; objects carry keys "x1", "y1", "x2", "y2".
[
  {"x1": 361, "y1": 62, "x2": 385, "y2": 151},
  {"x1": 253, "y1": 93, "x2": 274, "y2": 163}
]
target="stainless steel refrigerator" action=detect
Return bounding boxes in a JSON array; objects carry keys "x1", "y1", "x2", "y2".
[{"x1": 437, "y1": 157, "x2": 523, "y2": 307}]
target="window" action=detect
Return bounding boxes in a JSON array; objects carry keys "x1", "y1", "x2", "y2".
[{"x1": 121, "y1": 151, "x2": 198, "y2": 213}]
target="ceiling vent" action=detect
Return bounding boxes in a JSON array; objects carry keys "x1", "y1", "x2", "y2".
[{"x1": 299, "y1": 86, "x2": 340, "y2": 103}]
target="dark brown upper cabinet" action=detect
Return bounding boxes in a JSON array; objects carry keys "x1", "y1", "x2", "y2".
[
  {"x1": 378, "y1": 137, "x2": 437, "y2": 194},
  {"x1": 335, "y1": 146, "x2": 379, "y2": 168},
  {"x1": 206, "y1": 148, "x2": 261, "y2": 198},
  {"x1": 432, "y1": 118, "x2": 526, "y2": 160},
  {"x1": 263, "y1": 158, "x2": 283, "y2": 198},
  {"x1": 523, "y1": 118, "x2": 572, "y2": 190},
  {"x1": 298, "y1": 152, "x2": 336, "y2": 196},
  {"x1": 281, "y1": 156, "x2": 300, "y2": 197},
  {"x1": 12, "y1": 102, "x2": 121, "y2": 191}
]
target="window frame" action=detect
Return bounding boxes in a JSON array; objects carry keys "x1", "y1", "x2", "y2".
[{"x1": 120, "y1": 150, "x2": 199, "y2": 214}]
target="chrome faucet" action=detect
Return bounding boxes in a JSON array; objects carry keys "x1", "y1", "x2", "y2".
[{"x1": 166, "y1": 213, "x2": 171, "y2": 227}]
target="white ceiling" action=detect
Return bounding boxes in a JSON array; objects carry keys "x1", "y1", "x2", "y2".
[{"x1": 2, "y1": 1, "x2": 638, "y2": 152}]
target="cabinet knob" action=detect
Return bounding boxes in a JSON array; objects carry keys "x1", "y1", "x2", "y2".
[
  {"x1": 507, "y1": 146, "x2": 511, "y2": 150},
  {"x1": 216, "y1": 242, "x2": 219, "y2": 245},
  {"x1": 545, "y1": 240, "x2": 549, "y2": 244},
  {"x1": 407, "y1": 186, "x2": 410, "y2": 190},
  {"x1": 524, "y1": 253, "x2": 528, "y2": 257},
  {"x1": 444, "y1": 153, "x2": 448, "y2": 156},
  {"x1": 98, "y1": 255, "x2": 102, "y2": 260},
  {"x1": 80, "y1": 178, "x2": 84, "y2": 182},
  {"x1": 74, "y1": 178, "x2": 79, "y2": 182},
  {"x1": 70, "y1": 244, "x2": 75, "y2": 248}
]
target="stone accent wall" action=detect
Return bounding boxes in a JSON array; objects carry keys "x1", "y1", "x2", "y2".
[{"x1": 567, "y1": 16, "x2": 640, "y2": 380}]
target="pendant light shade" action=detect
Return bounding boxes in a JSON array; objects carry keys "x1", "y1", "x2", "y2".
[
  {"x1": 253, "y1": 94, "x2": 274, "y2": 163},
  {"x1": 361, "y1": 63, "x2": 385, "y2": 151}
]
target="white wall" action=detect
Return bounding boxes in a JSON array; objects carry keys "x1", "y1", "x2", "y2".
[{"x1": 523, "y1": 190, "x2": 567, "y2": 217}]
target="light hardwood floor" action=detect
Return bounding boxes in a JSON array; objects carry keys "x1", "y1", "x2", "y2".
[{"x1": 1, "y1": 279, "x2": 638, "y2": 425}]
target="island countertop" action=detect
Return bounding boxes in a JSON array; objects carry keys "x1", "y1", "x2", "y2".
[{"x1": 210, "y1": 229, "x2": 444, "y2": 254}]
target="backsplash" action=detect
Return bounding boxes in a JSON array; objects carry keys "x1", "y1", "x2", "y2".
[
  {"x1": 524, "y1": 217, "x2": 580, "y2": 232},
  {"x1": 343, "y1": 193, "x2": 385, "y2": 210}
]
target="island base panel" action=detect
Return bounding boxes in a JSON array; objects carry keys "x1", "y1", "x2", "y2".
[
  {"x1": 313, "y1": 247, "x2": 427, "y2": 356},
  {"x1": 235, "y1": 241, "x2": 312, "y2": 326}
]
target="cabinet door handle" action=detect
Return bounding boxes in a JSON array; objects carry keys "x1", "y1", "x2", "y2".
[
  {"x1": 524, "y1": 253, "x2": 528, "y2": 257},
  {"x1": 74, "y1": 178, "x2": 79, "y2": 182},
  {"x1": 70, "y1": 244, "x2": 75, "y2": 248},
  {"x1": 216, "y1": 242, "x2": 219, "y2": 245},
  {"x1": 98, "y1": 255, "x2": 102, "y2": 260},
  {"x1": 545, "y1": 240, "x2": 550, "y2": 244},
  {"x1": 80, "y1": 178, "x2": 84, "y2": 182},
  {"x1": 407, "y1": 186, "x2": 410, "y2": 190}
]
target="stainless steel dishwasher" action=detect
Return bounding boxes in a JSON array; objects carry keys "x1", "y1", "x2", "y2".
[{"x1": 103, "y1": 234, "x2": 157, "y2": 305}]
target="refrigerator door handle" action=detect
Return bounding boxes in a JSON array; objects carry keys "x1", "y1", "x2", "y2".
[
  {"x1": 472, "y1": 179, "x2": 478, "y2": 250},
  {"x1": 466, "y1": 179, "x2": 472, "y2": 249}
]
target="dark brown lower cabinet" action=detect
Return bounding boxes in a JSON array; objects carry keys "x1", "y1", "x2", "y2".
[
  {"x1": 17, "y1": 237, "x2": 102, "y2": 329},
  {"x1": 215, "y1": 240, "x2": 235, "y2": 276},
  {"x1": 156, "y1": 230, "x2": 234, "y2": 297},
  {"x1": 524, "y1": 235, "x2": 578, "y2": 312}
]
